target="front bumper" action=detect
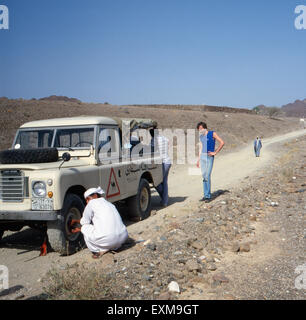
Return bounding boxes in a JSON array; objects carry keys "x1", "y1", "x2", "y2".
[{"x1": 0, "y1": 210, "x2": 60, "y2": 221}]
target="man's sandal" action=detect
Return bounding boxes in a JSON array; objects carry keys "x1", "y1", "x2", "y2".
[{"x1": 91, "y1": 251, "x2": 107, "y2": 259}]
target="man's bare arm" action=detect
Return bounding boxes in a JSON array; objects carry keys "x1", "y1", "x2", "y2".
[{"x1": 208, "y1": 132, "x2": 225, "y2": 156}]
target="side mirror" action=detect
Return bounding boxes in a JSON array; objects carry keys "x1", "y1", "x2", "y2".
[{"x1": 62, "y1": 152, "x2": 71, "y2": 162}]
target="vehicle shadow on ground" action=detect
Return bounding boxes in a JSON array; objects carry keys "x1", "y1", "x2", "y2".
[
  {"x1": 0, "y1": 228, "x2": 44, "y2": 253},
  {"x1": 118, "y1": 195, "x2": 188, "y2": 227}
]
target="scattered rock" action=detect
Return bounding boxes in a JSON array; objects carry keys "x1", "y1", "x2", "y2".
[
  {"x1": 190, "y1": 241, "x2": 203, "y2": 250},
  {"x1": 186, "y1": 259, "x2": 201, "y2": 272},
  {"x1": 143, "y1": 239, "x2": 151, "y2": 246},
  {"x1": 201, "y1": 249, "x2": 215, "y2": 262},
  {"x1": 270, "y1": 202, "x2": 279, "y2": 207},
  {"x1": 231, "y1": 242, "x2": 240, "y2": 253},
  {"x1": 174, "y1": 251, "x2": 183, "y2": 255},
  {"x1": 143, "y1": 275, "x2": 152, "y2": 281},
  {"x1": 212, "y1": 273, "x2": 230, "y2": 283},
  {"x1": 145, "y1": 242, "x2": 157, "y2": 251},
  {"x1": 239, "y1": 243, "x2": 251, "y2": 252},
  {"x1": 207, "y1": 263, "x2": 217, "y2": 271},
  {"x1": 171, "y1": 270, "x2": 184, "y2": 279},
  {"x1": 206, "y1": 255, "x2": 215, "y2": 263},
  {"x1": 168, "y1": 281, "x2": 180, "y2": 293}
]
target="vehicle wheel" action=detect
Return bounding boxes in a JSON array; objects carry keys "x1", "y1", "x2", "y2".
[
  {"x1": 47, "y1": 193, "x2": 85, "y2": 255},
  {"x1": 0, "y1": 148, "x2": 58, "y2": 164},
  {"x1": 127, "y1": 178, "x2": 151, "y2": 221}
]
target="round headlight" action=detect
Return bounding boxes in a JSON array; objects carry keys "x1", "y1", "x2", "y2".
[{"x1": 33, "y1": 181, "x2": 46, "y2": 197}]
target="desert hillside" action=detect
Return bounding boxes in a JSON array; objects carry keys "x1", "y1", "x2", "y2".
[
  {"x1": 253, "y1": 98, "x2": 306, "y2": 118},
  {"x1": 282, "y1": 99, "x2": 306, "y2": 118},
  {"x1": 0, "y1": 97, "x2": 301, "y2": 152}
]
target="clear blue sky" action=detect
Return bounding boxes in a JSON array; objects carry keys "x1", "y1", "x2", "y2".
[{"x1": 1, "y1": 0, "x2": 305, "y2": 108}]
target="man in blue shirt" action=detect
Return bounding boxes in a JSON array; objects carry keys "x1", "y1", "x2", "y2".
[{"x1": 196, "y1": 122, "x2": 225, "y2": 203}]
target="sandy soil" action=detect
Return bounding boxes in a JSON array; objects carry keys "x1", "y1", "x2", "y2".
[{"x1": 0, "y1": 129, "x2": 305, "y2": 300}]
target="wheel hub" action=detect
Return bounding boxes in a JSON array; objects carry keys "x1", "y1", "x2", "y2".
[
  {"x1": 65, "y1": 208, "x2": 81, "y2": 241},
  {"x1": 140, "y1": 187, "x2": 149, "y2": 212}
]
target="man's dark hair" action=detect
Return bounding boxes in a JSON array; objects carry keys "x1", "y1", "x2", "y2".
[
  {"x1": 196, "y1": 122, "x2": 207, "y2": 130},
  {"x1": 91, "y1": 193, "x2": 102, "y2": 198}
]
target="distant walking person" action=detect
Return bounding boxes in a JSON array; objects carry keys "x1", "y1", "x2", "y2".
[
  {"x1": 150, "y1": 128, "x2": 171, "y2": 207},
  {"x1": 196, "y1": 122, "x2": 225, "y2": 203},
  {"x1": 254, "y1": 136, "x2": 262, "y2": 157}
]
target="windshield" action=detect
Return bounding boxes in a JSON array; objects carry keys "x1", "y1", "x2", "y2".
[
  {"x1": 14, "y1": 129, "x2": 54, "y2": 149},
  {"x1": 13, "y1": 127, "x2": 95, "y2": 150},
  {"x1": 53, "y1": 127, "x2": 94, "y2": 149}
]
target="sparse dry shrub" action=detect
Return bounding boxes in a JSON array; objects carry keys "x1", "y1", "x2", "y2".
[{"x1": 43, "y1": 263, "x2": 115, "y2": 300}]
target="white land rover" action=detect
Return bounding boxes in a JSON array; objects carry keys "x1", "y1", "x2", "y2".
[{"x1": 0, "y1": 116, "x2": 163, "y2": 254}]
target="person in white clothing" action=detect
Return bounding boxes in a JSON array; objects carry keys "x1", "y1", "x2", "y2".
[
  {"x1": 150, "y1": 128, "x2": 172, "y2": 207},
  {"x1": 72, "y1": 187, "x2": 128, "y2": 259}
]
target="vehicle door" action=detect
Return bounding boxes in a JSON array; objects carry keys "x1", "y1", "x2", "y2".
[{"x1": 97, "y1": 126, "x2": 127, "y2": 201}]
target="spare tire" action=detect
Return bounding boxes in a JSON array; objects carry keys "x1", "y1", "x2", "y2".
[{"x1": 0, "y1": 148, "x2": 59, "y2": 164}]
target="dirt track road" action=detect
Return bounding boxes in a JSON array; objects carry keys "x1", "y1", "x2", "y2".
[
  {"x1": 166, "y1": 129, "x2": 306, "y2": 203},
  {"x1": 0, "y1": 129, "x2": 305, "y2": 299}
]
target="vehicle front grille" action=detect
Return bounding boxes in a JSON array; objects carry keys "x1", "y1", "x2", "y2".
[{"x1": 0, "y1": 170, "x2": 26, "y2": 202}]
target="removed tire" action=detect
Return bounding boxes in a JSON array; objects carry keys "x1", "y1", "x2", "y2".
[
  {"x1": 47, "y1": 193, "x2": 85, "y2": 255},
  {"x1": 0, "y1": 148, "x2": 59, "y2": 164},
  {"x1": 127, "y1": 178, "x2": 151, "y2": 221}
]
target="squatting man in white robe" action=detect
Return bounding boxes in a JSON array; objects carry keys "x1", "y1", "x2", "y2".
[{"x1": 71, "y1": 187, "x2": 128, "y2": 259}]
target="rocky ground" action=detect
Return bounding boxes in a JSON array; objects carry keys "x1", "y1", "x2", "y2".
[{"x1": 35, "y1": 135, "x2": 305, "y2": 300}]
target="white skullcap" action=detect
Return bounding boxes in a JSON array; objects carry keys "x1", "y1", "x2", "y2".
[{"x1": 84, "y1": 186, "x2": 105, "y2": 199}]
